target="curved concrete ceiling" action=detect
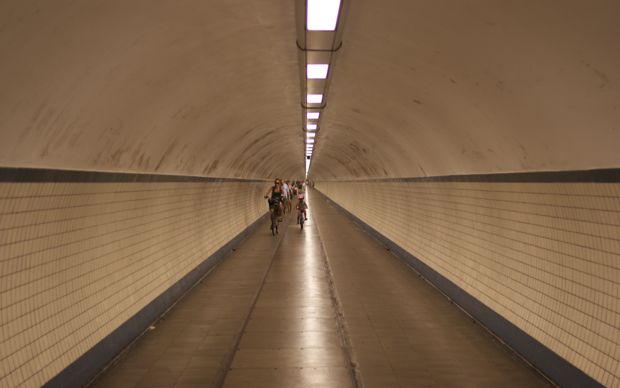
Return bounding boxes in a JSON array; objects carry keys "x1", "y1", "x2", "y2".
[
  {"x1": 311, "y1": 0, "x2": 620, "y2": 179},
  {"x1": 0, "y1": 0, "x2": 303, "y2": 179},
  {"x1": 1, "y1": 1, "x2": 619, "y2": 180}
]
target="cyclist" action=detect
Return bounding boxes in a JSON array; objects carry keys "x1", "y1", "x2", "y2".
[
  {"x1": 264, "y1": 179, "x2": 284, "y2": 221},
  {"x1": 296, "y1": 194, "x2": 308, "y2": 222}
]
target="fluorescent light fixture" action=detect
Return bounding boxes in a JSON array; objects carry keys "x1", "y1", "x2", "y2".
[
  {"x1": 306, "y1": 132, "x2": 316, "y2": 138},
  {"x1": 307, "y1": 64, "x2": 329, "y2": 79},
  {"x1": 307, "y1": 94, "x2": 323, "y2": 104},
  {"x1": 307, "y1": 112, "x2": 320, "y2": 120},
  {"x1": 307, "y1": 123, "x2": 317, "y2": 130},
  {"x1": 307, "y1": 0, "x2": 341, "y2": 31},
  {"x1": 307, "y1": 139, "x2": 315, "y2": 144}
]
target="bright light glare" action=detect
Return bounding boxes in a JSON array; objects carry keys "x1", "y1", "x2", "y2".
[
  {"x1": 307, "y1": 94, "x2": 323, "y2": 104},
  {"x1": 307, "y1": 0, "x2": 341, "y2": 31},
  {"x1": 307, "y1": 64, "x2": 329, "y2": 79},
  {"x1": 307, "y1": 132, "x2": 316, "y2": 138},
  {"x1": 307, "y1": 123, "x2": 317, "y2": 130},
  {"x1": 307, "y1": 112, "x2": 320, "y2": 120},
  {"x1": 307, "y1": 139, "x2": 315, "y2": 144}
]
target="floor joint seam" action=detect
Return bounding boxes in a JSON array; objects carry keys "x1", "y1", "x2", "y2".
[
  {"x1": 212, "y1": 212, "x2": 293, "y2": 388},
  {"x1": 311, "y1": 191, "x2": 363, "y2": 388}
]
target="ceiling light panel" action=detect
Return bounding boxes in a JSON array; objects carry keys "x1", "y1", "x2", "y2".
[
  {"x1": 307, "y1": 123, "x2": 318, "y2": 130},
  {"x1": 307, "y1": 64, "x2": 329, "y2": 79},
  {"x1": 307, "y1": 0, "x2": 341, "y2": 31},
  {"x1": 307, "y1": 94, "x2": 323, "y2": 104},
  {"x1": 307, "y1": 112, "x2": 320, "y2": 120}
]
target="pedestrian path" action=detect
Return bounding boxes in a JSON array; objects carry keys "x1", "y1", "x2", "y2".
[
  {"x1": 311, "y1": 190, "x2": 549, "y2": 387},
  {"x1": 92, "y1": 190, "x2": 549, "y2": 387}
]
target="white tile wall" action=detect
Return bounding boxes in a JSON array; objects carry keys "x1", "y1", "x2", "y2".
[
  {"x1": 317, "y1": 180, "x2": 620, "y2": 387},
  {"x1": 0, "y1": 180, "x2": 268, "y2": 388}
]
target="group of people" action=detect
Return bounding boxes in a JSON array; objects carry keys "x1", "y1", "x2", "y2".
[{"x1": 264, "y1": 178, "x2": 308, "y2": 224}]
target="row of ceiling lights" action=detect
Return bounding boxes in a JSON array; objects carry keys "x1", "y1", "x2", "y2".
[{"x1": 297, "y1": 0, "x2": 345, "y2": 176}]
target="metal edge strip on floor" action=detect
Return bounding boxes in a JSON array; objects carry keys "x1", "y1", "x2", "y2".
[
  {"x1": 212, "y1": 211, "x2": 293, "y2": 388},
  {"x1": 44, "y1": 212, "x2": 271, "y2": 388},
  {"x1": 310, "y1": 194, "x2": 362, "y2": 388},
  {"x1": 312, "y1": 189, "x2": 603, "y2": 388}
]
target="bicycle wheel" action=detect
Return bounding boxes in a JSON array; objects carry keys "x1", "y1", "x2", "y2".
[{"x1": 270, "y1": 211, "x2": 277, "y2": 236}]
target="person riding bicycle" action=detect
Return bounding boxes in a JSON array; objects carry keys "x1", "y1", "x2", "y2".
[
  {"x1": 264, "y1": 179, "x2": 284, "y2": 221},
  {"x1": 296, "y1": 195, "x2": 308, "y2": 222}
]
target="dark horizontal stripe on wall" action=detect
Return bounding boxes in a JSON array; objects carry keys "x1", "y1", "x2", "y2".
[
  {"x1": 0, "y1": 167, "x2": 268, "y2": 183},
  {"x1": 329, "y1": 168, "x2": 620, "y2": 184},
  {"x1": 43, "y1": 211, "x2": 269, "y2": 388},
  {"x1": 314, "y1": 189, "x2": 603, "y2": 388}
]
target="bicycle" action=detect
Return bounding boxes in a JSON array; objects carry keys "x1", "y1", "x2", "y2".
[
  {"x1": 297, "y1": 210, "x2": 304, "y2": 230},
  {"x1": 267, "y1": 198, "x2": 281, "y2": 235}
]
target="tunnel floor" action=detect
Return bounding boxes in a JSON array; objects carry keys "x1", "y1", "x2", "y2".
[{"x1": 90, "y1": 190, "x2": 550, "y2": 388}]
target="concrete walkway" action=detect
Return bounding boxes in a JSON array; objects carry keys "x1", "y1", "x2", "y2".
[{"x1": 91, "y1": 190, "x2": 549, "y2": 387}]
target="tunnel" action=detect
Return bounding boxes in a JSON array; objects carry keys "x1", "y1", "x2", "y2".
[{"x1": 0, "y1": 1, "x2": 619, "y2": 387}]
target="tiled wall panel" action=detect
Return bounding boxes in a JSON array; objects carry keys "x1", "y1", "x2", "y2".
[
  {"x1": 317, "y1": 180, "x2": 620, "y2": 387},
  {"x1": 0, "y1": 180, "x2": 267, "y2": 388}
]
